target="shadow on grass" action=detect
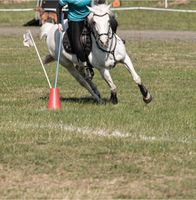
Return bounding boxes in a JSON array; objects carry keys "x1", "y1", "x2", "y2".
[{"x1": 40, "y1": 95, "x2": 108, "y2": 105}]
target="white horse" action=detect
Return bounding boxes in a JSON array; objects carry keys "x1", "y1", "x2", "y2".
[{"x1": 40, "y1": 4, "x2": 152, "y2": 104}]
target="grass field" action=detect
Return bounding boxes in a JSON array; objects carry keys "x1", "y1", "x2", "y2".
[{"x1": 0, "y1": 32, "x2": 195, "y2": 198}]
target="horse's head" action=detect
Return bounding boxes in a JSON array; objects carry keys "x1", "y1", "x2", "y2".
[{"x1": 87, "y1": 4, "x2": 113, "y2": 48}]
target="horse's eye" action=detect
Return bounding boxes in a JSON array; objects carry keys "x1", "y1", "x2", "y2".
[{"x1": 92, "y1": 21, "x2": 96, "y2": 25}]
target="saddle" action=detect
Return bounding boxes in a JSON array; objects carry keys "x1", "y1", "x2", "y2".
[{"x1": 63, "y1": 24, "x2": 92, "y2": 56}]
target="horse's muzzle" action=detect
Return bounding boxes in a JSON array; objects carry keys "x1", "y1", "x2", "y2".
[{"x1": 100, "y1": 35, "x2": 109, "y2": 47}]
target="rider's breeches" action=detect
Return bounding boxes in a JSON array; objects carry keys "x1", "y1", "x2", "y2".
[{"x1": 67, "y1": 21, "x2": 87, "y2": 63}]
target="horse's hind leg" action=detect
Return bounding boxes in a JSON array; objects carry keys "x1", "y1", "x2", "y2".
[
  {"x1": 123, "y1": 54, "x2": 152, "y2": 104},
  {"x1": 64, "y1": 64, "x2": 102, "y2": 103},
  {"x1": 86, "y1": 79, "x2": 101, "y2": 99},
  {"x1": 42, "y1": 54, "x2": 55, "y2": 64}
]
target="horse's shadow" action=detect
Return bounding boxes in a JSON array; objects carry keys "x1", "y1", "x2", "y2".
[{"x1": 40, "y1": 95, "x2": 108, "y2": 105}]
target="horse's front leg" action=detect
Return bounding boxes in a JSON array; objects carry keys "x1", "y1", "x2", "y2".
[
  {"x1": 99, "y1": 68, "x2": 118, "y2": 104},
  {"x1": 123, "y1": 54, "x2": 152, "y2": 104}
]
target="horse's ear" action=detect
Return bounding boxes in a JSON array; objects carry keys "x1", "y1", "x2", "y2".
[
  {"x1": 87, "y1": 6, "x2": 96, "y2": 13},
  {"x1": 106, "y1": 4, "x2": 112, "y2": 10},
  {"x1": 105, "y1": 4, "x2": 112, "y2": 15}
]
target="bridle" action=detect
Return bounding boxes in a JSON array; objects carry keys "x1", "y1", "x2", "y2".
[
  {"x1": 89, "y1": 12, "x2": 118, "y2": 66},
  {"x1": 91, "y1": 13, "x2": 113, "y2": 41}
]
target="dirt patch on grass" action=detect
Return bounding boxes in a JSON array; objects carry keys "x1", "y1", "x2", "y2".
[{"x1": 0, "y1": 165, "x2": 195, "y2": 199}]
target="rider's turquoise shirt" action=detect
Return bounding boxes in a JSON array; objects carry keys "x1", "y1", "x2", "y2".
[{"x1": 59, "y1": 0, "x2": 91, "y2": 22}]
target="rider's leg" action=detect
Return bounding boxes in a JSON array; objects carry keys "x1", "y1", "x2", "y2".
[{"x1": 68, "y1": 21, "x2": 93, "y2": 79}]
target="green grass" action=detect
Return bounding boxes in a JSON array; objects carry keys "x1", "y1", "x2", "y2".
[
  {"x1": 0, "y1": 34, "x2": 195, "y2": 198},
  {"x1": 0, "y1": 1, "x2": 35, "y2": 26},
  {"x1": 114, "y1": 0, "x2": 196, "y2": 30},
  {"x1": 1, "y1": 0, "x2": 196, "y2": 30}
]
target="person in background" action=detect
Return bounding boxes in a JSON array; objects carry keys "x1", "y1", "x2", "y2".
[{"x1": 56, "y1": 0, "x2": 93, "y2": 80}]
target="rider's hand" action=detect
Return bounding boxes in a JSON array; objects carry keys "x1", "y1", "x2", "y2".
[{"x1": 58, "y1": 24, "x2": 63, "y2": 32}]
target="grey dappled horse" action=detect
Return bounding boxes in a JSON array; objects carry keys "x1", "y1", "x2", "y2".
[{"x1": 40, "y1": 4, "x2": 152, "y2": 104}]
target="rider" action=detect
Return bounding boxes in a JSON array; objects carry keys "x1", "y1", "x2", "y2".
[{"x1": 56, "y1": 0, "x2": 93, "y2": 80}]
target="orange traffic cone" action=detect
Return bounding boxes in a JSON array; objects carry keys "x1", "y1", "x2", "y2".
[
  {"x1": 48, "y1": 88, "x2": 61, "y2": 110},
  {"x1": 112, "y1": 0, "x2": 120, "y2": 8}
]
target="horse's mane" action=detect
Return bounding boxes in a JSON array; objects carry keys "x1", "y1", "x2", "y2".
[{"x1": 91, "y1": 4, "x2": 113, "y2": 17}]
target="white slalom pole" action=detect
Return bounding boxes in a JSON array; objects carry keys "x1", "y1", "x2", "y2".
[
  {"x1": 54, "y1": 31, "x2": 63, "y2": 88},
  {"x1": 28, "y1": 30, "x2": 52, "y2": 89}
]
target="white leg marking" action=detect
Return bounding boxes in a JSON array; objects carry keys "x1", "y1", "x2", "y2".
[
  {"x1": 123, "y1": 54, "x2": 141, "y2": 85},
  {"x1": 99, "y1": 68, "x2": 117, "y2": 92}
]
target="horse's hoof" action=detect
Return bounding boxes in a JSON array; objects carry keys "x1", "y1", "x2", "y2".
[
  {"x1": 98, "y1": 99, "x2": 105, "y2": 105},
  {"x1": 143, "y1": 93, "x2": 152, "y2": 104},
  {"x1": 111, "y1": 99, "x2": 118, "y2": 104},
  {"x1": 110, "y1": 92, "x2": 118, "y2": 104}
]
